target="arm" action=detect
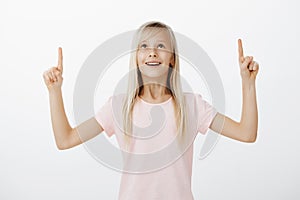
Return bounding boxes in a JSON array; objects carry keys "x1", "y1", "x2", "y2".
[
  {"x1": 209, "y1": 39, "x2": 259, "y2": 143},
  {"x1": 43, "y1": 48, "x2": 103, "y2": 150}
]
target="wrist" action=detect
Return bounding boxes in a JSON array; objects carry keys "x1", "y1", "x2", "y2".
[
  {"x1": 48, "y1": 86, "x2": 62, "y2": 94},
  {"x1": 242, "y1": 77, "x2": 256, "y2": 85},
  {"x1": 242, "y1": 79, "x2": 256, "y2": 92}
]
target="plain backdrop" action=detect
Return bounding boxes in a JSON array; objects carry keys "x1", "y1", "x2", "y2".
[{"x1": 0, "y1": 0, "x2": 299, "y2": 199}]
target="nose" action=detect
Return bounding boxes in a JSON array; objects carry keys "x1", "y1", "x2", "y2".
[{"x1": 148, "y1": 48, "x2": 157, "y2": 57}]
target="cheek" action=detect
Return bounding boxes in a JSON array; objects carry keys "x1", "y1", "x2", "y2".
[
  {"x1": 137, "y1": 52, "x2": 145, "y2": 66},
  {"x1": 161, "y1": 52, "x2": 173, "y2": 64}
]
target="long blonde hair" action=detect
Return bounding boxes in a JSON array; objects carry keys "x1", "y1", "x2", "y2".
[{"x1": 122, "y1": 21, "x2": 187, "y2": 151}]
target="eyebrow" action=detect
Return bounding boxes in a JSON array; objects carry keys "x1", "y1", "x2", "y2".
[{"x1": 140, "y1": 40, "x2": 167, "y2": 43}]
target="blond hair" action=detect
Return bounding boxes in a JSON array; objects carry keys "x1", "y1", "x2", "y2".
[{"x1": 122, "y1": 21, "x2": 187, "y2": 151}]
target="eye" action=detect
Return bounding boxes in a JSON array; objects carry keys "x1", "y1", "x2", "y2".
[
  {"x1": 140, "y1": 44, "x2": 147, "y2": 49},
  {"x1": 157, "y1": 43, "x2": 165, "y2": 49}
]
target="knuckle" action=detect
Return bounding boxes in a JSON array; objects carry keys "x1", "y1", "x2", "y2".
[{"x1": 55, "y1": 71, "x2": 61, "y2": 76}]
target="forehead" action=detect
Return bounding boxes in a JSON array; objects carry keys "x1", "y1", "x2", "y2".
[{"x1": 139, "y1": 27, "x2": 171, "y2": 43}]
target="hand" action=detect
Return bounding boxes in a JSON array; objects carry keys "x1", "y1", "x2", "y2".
[
  {"x1": 43, "y1": 47, "x2": 64, "y2": 90},
  {"x1": 238, "y1": 39, "x2": 259, "y2": 82}
]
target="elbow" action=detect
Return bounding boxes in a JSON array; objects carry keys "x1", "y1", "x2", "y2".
[
  {"x1": 244, "y1": 131, "x2": 257, "y2": 143},
  {"x1": 56, "y1": 142, "x2": 68, "y2": 150},
  {"x1": 54, "y1": 130, "x2": 73, "y2": 150},
  {"x1": 246, "y1": 137, "x2": 257, "y2": 143},
  {"x1": 55, "y1": 138, "x2": 70, "y2": 150},
  {"x1": 238, "y1": 124, "x2": 257, "y2": 143}
]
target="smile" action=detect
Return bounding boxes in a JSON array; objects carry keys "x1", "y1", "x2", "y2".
[{"x1": 145, "y1": 62, "x2": 161, "y2": 66}]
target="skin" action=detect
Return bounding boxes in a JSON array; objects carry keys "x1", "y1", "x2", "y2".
[
  {"x1": 209, "y1": 39, "x2": 259, "y2": 142},
  {"x1": 43, "y1": 38, "x2": 258, "y2": 150},
  {"x1": 137, "y1": 28, "x2": 174, "y2": 103},
  {"x1": 43, "y1": 48, "x2": 103, "y2": 150}
]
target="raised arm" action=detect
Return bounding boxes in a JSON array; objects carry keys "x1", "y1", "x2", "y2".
[
  {"x1": 209, "y1": 39, "x2": 259, "y2": 143},
  {"x1": 43, "y1": 48, "x2": 104, "y2": 150}
]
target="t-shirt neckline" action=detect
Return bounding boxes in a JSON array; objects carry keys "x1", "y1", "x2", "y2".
[{"x1": 138, "y1": 96, "x2": 173, "y2": 105}]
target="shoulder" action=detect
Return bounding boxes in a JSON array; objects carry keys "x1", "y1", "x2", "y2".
[
  {"x1": 183, "y1": 92, "x2": 204, "y2": 102},
  {"x1": 108, "y1": 93, "x2": 126, "y2": 102},
  {"x1": 183, "y1": 92, "x2": 212, "y2": 110},
  {"x1": 100, "y1": 93, "x2": 126, "y2": 110}
]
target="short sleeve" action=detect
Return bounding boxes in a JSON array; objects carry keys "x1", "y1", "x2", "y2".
[
  {"x1": 196, "y1": 94, "x2": 218, "y2": 135},
  {"x1": 94, "y1": 96, "x2": 115, "y2": 137}
]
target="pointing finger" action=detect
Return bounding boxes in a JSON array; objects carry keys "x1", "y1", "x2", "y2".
[
  {"x1": 57, "y1": 47, "x2": 63, "y2": 73},
  {"x1": 238, "y1": 39, "x2": 244, "y2": 63}
]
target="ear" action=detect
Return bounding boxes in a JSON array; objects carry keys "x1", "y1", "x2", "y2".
[{"x1": 170, "y1": 53, "x2": 175, "y2": 67}]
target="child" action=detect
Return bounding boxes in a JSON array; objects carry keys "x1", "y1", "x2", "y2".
[{"x1": 43, "y1": 21, "x2": 259, "y2": 200}]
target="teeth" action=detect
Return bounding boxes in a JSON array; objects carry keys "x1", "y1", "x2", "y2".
[{"x1": 146, "y1": 62, "x2": 160, "y2": 66}]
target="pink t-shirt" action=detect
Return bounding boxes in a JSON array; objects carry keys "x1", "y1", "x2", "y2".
[{"x1": 95, "y1": 92, "x2": 217, "y2": 200}]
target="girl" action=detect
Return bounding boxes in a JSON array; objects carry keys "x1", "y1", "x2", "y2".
[{"x1": 43, "y1": 21, "x2": 259, "y2": 200}]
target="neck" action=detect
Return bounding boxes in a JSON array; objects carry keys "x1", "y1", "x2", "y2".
[
  {"x1": 139, "y1": 76, "x2": 172, "y2": 101},
  {"x1": 140, "y1": 84, "x2": 170, "y2": 99}
]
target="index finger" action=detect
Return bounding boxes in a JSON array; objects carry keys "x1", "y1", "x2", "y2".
[
  {"x1": 57, "y1": 47, "x2": 63, "y2": 73},
  {"x1": 238, "y1": 39, "x2": 244, "y2": 62}
]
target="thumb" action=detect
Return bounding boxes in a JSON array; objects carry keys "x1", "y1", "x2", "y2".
[{"x1": 240, "y1": 56, "x2": 252, "y2": 71}]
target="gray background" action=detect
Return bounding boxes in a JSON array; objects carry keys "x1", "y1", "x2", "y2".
[{"x1": 0, "y1": 0, "x2": 299, "y2": 199}]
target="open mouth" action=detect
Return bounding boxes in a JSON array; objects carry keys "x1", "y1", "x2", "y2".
[{"x1": 145, "y1": 62, "x2": 161, "y2": 67}]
